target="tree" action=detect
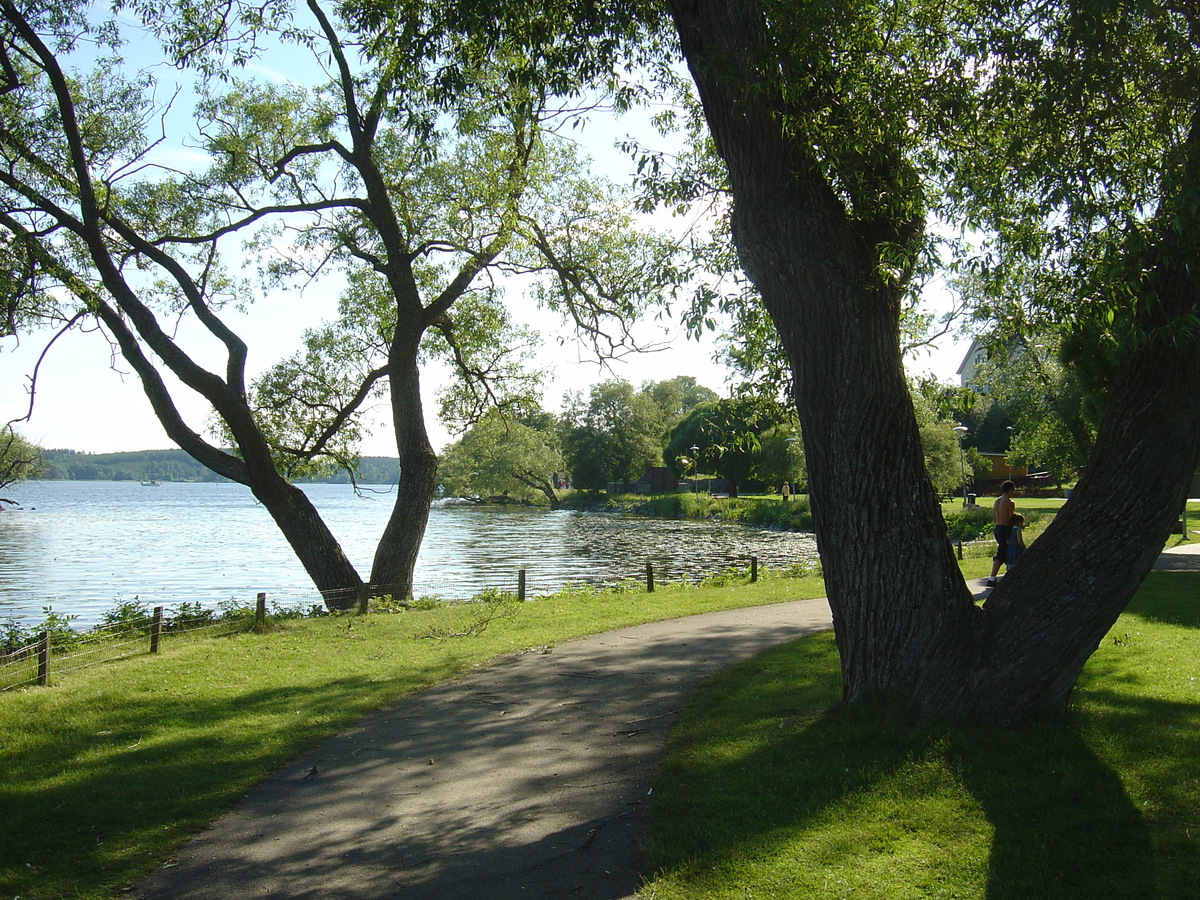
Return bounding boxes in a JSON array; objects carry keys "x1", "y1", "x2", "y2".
[
  {"x1": 560, "y1": 379, "x2": 665, "y2": 490},
  {"x1": 437, "y1": 408, "x2": 564, "y2": 507},
  {"x1": 972, "y1": 339, "x2": 1093, "y2": 487},
  {"x1": 642, "y1": 375, "x2": 719, "y2": 426},
  {"x1": 1, "y1": 0, "x2": 668, "y2": 603},
  {"x1": 664, "y1": 0, "x2": 1200, "y2": 724},
  {"x1": 0, "y1": 426, "x2": 41, "y2": 504},
  {"x1": 756, "y1": 422, "x2": 805, "y2": 493},
  {"x1": 910, "y1": 387, "x2": 973, "y2": 498},
  {"x1": 664, "y1": 397, "x2": 785, "y2": 497}
]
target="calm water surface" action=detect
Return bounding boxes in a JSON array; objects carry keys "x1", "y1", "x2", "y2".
[{"x1": 0, "y1": 481, "x2": 818, "y2": 626}]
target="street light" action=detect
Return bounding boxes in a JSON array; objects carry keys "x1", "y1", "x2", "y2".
[
  {"x1": 784, "y1": 436, "x2": 797, "y2": 500},
  {"x1": 1005, "y1": 425, "x2": 1015, "y2": 480},
  {"x1": 690, "y1": 445, "x2": 700, "y2": 494},
  {"x1": 952, "y1": 425, "x2": 969, "y2": 507}
]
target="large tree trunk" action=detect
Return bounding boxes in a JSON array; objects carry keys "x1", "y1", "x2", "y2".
[
  {"x1": 668, "y1": 0, "x2": 1200, "y2": 725},
  {"x1": 246, "y1": 473, "x2": 365, "y2": 608}
]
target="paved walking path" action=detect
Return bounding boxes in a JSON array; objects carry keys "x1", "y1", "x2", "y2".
[
  {"x1": 966, "y1": 541, "x2": 1200, "y2": 597},
  {"x1": 1150, "y1": 541, "x2": 1200, "y2": 572},
  {"x1": 131, "y1": 599, "x2": 834, "y2": 900},
  {"x1": 132, "y1": 546, "x2": 1197, "y2": 899}
]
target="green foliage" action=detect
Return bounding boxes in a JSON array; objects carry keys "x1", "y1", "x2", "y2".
[
  {"x1": 664, "y1": 397, "x2": 789, "y2": 496},
  {"x1": 0, "y1": 607, "x2": 81, "y2": 654},
  {"x1": 910, "y1": 383, "x2": 964, "y2": 495},
  {"x1": 437, "y1": 408, "x2": 564, "y2": 504},
  {"x1": 0, "y1": 427, "x2": 43, "y2": 497},
  {"x1": 942, "y1": 506, "x2": 993, "y2": 543},
  {"x1": 975, "y1": 337, "x2": 1097, "y2": 486},
  {"x1": 97, "y1": 599, "x2": 154, "y2": 637},
  {"x1": 560, "y1": 379, "x2": 666, "y2": 489},
  {"x1": 641, "y1": 376, "x2": 719, "y2": 427},
  {"x1": 0, "y1": 427, "x2": 41, "y2": 496},
  {"x1": 165, "y1": 601, "x2": 220, "y2": 632},
  {"x1": 944, "y1": 3, "x2": 1200, "y2": 354}
]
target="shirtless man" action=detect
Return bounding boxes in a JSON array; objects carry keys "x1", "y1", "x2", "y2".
[{"x1": 986, "y1": 480, "x2": 1016, "y2": 587}]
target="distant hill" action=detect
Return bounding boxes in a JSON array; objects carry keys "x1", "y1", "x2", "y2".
[{"x1": 40, "y1": 449, "x2": 401, "y2": 485}]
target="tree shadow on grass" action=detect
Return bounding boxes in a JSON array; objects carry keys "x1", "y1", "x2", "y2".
[
  {"x1": 643, "y1": 635, "x2": 1166, "y2": 899},
  {"x1": 947, "y1": 724, "x2": 1153, "y2": 900},
  {"x1": 1123, "y1": 572, "x2": 1200, "y2": 629},
  {"x1": 0, "y1": 669, "x2": 448, "y2": 900}
]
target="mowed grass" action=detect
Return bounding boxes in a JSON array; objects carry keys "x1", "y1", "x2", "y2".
[
  {"x1": 640, "y1": 571, "x2": 1200, "y2": 900},
  {"x1": 0, "y1": 572, "x2": 823, "y2": 900}
]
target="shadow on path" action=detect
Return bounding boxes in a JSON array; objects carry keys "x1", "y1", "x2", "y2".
[{"x1": 130, "y1": 599, "x2": 833, "y2": 900}]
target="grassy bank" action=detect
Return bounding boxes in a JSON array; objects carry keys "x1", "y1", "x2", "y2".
[
  {"x1": 0, "y1": 572, "x2": 824, "y2": 900},
  {"x1": 640, "y1": 571, "x2": 1200, "y2": 899}
]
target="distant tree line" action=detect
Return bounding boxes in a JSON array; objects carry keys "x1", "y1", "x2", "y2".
[
  {"x1": 37, "y1": 449, "x2": 400, "y2": 485},
  {"x1": 437, "y1": 374, "x2": 986, "y2": 503}
]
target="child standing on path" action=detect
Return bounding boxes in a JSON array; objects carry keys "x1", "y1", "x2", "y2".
[{"x1": 1006, "y1": 513, "x2": 1026, "y2": 571}]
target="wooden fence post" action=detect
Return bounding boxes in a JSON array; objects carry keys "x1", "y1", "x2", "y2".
[
  {"x1": 256, "y1": 592, "x2": 267, "y2": 631},
  {"x1": 646, "y1": 560, "x2": 655, "y2": 593},
  {"x1": 750, "y1": 556, "x2": 758, "y2": 583},
  {"x1": 37, "y1": 631, "x2": 50, "y2": 686},
  {"x1": 956, "y1": 540, "x2": 964, "y2": 560},
  {"x1": 357, "y1": 584, "x2": 370, "y2": 615},
  {"x1": 518, "y1": 568, "x2": 527, "y2": 602},
  {"x1": 150, "y1": 606, "x2": 164, "y2": 654}
]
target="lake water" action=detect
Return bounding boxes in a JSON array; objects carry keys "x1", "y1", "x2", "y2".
[{"x1": 0, "y1": 481, "x2": 818, "y2": 627}]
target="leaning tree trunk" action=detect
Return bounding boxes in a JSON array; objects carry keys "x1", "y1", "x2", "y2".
[
  {"x1": 668, "y1": 0, "x2": 1200, "y2": 725},
  {"x1": 669, "y1": 0, "x2": 977, "y2": 708},
  {"x1": 370, "y1": 347, "x2": 439, "y2": 599},
  {"x1": 240, "y1": 455, "x2": 365, "y2": 609},
  {"x1": 94, "y1": 299, "x2": 365, "y2": 607}
]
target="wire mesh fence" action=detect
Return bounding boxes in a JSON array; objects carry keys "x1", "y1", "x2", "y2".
[{"x1": 0, "y1": 604, "x2": 253, "y2": 692}]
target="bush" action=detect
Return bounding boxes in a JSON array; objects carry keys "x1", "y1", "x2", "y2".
[
  {"x1": 97, "y1": 598, "x2": 154, "y2": 636},
  {"x1": 943, "y1": 506, "x2": 994, "y2": 542},
  {"x1": 741, "y1": 498, "x2": 813, "y2": 531},
  {"x1": 166, "y1": 601, "x2": 220, "y2": 631}
]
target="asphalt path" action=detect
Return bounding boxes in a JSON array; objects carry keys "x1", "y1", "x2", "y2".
[
  {"x1": 131, "y1": 545, "x2": 1198, "y2": 899},
  {"x1": 130, "y1": 598, "x2": 834, "y2": 900}
]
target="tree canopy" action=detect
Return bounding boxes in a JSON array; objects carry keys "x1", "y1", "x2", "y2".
[
  {"x1": 437, "y1": 408, "x2": 564, "y2": 506},
  {"x1": 663, "y1": 396, "x2": 787, "y2": 497},
  {"x1": 0, "y1": 0, "x2": 673, "y2": 600}
]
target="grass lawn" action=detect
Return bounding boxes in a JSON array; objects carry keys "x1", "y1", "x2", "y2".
[
  {"x1": 640, "y1": 571, "x2": 1200, "y2": 900},
  {"x1": 4, "y1": 551, "x2": 1196, "y2": 899},
  {"x1": 0, "y1": 572, "x2": 824, "y2": 900}
]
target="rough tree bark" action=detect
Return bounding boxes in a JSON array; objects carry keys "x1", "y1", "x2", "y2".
[{"x1": 667, "y1": 0, "x2": 1200, "y2": 725}]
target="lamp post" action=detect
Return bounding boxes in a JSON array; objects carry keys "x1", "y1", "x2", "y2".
[
  {"x1": 1006, "y1": 425, "x2": 1015, "y2": 480},
  {"x1": 784, "y1": 436, "x2": 796, "y2": 500},
  {"x1": 952, "y1": 425, "x2": 969, "y2": 507},
  {"x1": 690, "y1": 445, "x2": 700, "y2": 494}
]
